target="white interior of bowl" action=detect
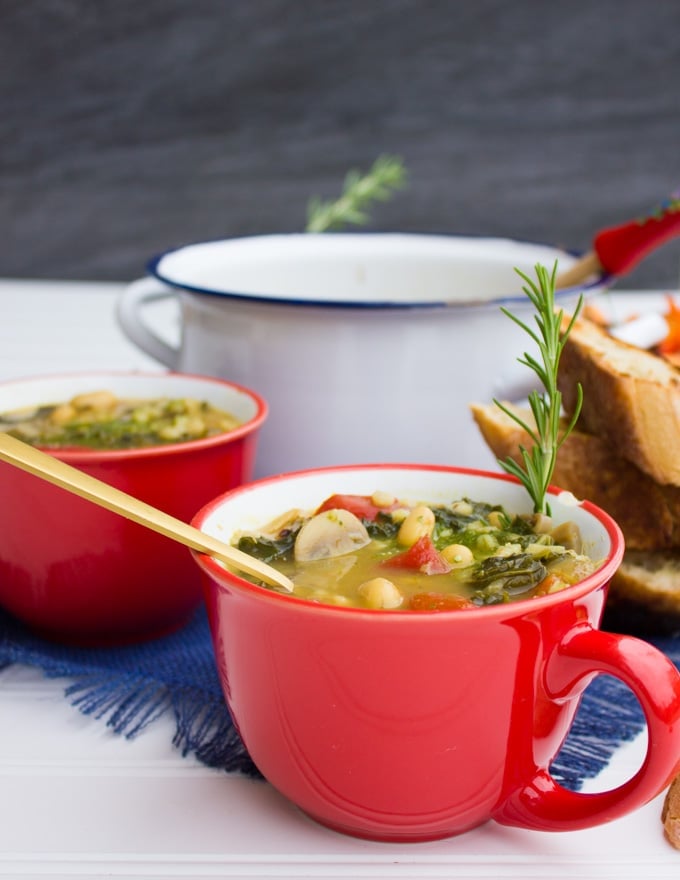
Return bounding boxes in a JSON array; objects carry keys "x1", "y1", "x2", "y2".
[
  {"x1": 197, "y1": 466, "x2": 615, "y2": 563},
  {"x1": 0, "y1": 373, "x2": 262, "y2": 425},
  {"x1": 150, "y1": 234, "x2": 601, "y2": 307}
]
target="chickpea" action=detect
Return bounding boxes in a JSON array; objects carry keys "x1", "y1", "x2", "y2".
[
  {"x1": 397, "y1": 505, "x2": 435, "y2": 547},
  {"x1": 184, "y1": 398, "x2": 202, "y2": 414},
  {"x1": 357, "y1": 577, "x2": 403, "y2": 610},
  {"x1": 390, "y1": 507, "x2": 410, "y2": 523},
  {"x1": 476, "y1": 533, "x2": 498, "y2": 554},
  {"x1": 184, "y1": 416, "x2": 207, "y2": 437},
  {"x1": 49, "y1": 403, "x2": 76, "y2": 425},
  {"x1": 487, "y1": 510, "x2": 506, "y2": 529},
  {"x1": 371, "y1": 490, "x2": 396, "y2": 508},
  {"x1": 70, "y1": 390, "x2": 118, "y2": 412},
  {"x1": 440, "y1": 543, "x2": 474, "y2": 568}
]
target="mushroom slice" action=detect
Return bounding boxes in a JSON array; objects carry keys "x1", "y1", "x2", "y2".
[
  {"x1": 294, "y1": 508, "x2": 370, "y2": 562},
  {"x1": 550, "y1": 521, "x2": 583, "y2": 553}
]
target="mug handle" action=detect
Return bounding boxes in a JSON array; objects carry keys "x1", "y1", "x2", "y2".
[
  {"x1": 116, "y1": 277, "x2": 180, "y2": 369},
  {"x1": 494, "y1": 625, "x2": 680, "y2": 832}
]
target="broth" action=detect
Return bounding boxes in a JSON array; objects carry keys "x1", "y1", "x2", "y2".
[
  {"x1": 234, "y1": 491, "x2": 601, "y2": 611},
  {"x1": 0, "y1": 390, "x2": 242, "y2": 449}
]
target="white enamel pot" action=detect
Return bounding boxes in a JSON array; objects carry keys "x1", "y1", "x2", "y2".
[{"x1": 116, "y1": 233, "x2": 608, "y2": 477}]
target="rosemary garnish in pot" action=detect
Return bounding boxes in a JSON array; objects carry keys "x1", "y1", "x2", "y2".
[
  {"x1": 305, "y1": 154, "x2": 407, "y2": 232},
  {"x1": 494, "y1": 262, "x2": 584, "y2": 515}
]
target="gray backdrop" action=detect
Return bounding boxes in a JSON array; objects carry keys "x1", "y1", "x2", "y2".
[{"x1": 2, "y1": 0, "x2": 679, "y2": 288}]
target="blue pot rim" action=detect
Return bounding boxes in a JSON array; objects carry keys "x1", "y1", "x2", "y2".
[{"x1": 147, "y1": 233, "x2": 611, "y2": 311}]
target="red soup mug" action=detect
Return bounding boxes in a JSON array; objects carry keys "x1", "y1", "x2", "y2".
[
  {"x1": 191, "y1": 464, "x2": 680, "y2": 842},
  {"x1": 0, "y1": 372, "x2": 267, "y2": 645}
]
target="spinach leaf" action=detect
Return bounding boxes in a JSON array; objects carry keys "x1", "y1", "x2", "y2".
[
  {"x1": 364, "y1": 512, "x2": 400, "y2": 540},
  {"x1": 237, "y1": 528, "x2": 299, "y2": 563},
  {"x1": 471, "y1": 553, "x2": 547, "y2": 605}
]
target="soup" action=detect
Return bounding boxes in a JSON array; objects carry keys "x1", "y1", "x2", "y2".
[
  {"x1": 0, "y1": 390, "x2": 242, "y2": 449},
  {"x1": 234, "y1": 491, "x2": 601, "y2": 610}
]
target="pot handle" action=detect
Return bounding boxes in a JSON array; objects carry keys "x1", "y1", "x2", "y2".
[
  {"x1": 116, "y1": 277, "x2": 180, "y2": 369},
  {"x1": 494, "y1": 626, "x2": 680, "y2": 832}
]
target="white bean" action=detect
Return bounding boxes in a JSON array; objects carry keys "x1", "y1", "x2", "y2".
[
  {"x1": 70, "y1": 390, "x2": 118, "y2": 411},
  {"x1": 487, "y1": 510, "x2": 506, "y2": 529},
  {"x1": 440, "y1": 543, "x2": 474, "y2": 567},
  {"x1": 371, "y1": 491, "x2": 396, "y2": 508},
  {"x1": 49, "y1": 403, "x2": 76, "y2": 425},
  {"x1": 397, "y1": 505, "x2": 435, "y2": 547}
]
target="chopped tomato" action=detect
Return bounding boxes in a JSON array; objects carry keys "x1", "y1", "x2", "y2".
[
  {"x1": 408, "y1": 592, "x2": 476, "y2": 611},
  {"x1": 658, "y1": 295, "x2": 680, "y2": 355},
  {"x1": 315, "y1": 493, "x2": 397, "y2": 521},
  {"x1": 380, "y1": 535, "x2": 451, "y2": 575}
]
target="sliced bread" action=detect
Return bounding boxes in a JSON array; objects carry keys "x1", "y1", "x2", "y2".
[
  {"x1": 663, "y1": 773, "x2": 680, "y2": 850},
  {"x1": 470, "y1": 402, "x2": 680, "y2": 552},
  {"x1": 558, "y1": 316, "x2": 680, "y2": 486},
  {"x1": 470, "y1": 401, "x2": 680, "y2": 636},
  {"x1": 602, "y1": 550, "x2": 680, "y2": 636}
]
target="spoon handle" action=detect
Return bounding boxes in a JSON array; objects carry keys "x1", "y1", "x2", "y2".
[{"x1": 0, "y1": 432, "x2": 292, "y2": 591}]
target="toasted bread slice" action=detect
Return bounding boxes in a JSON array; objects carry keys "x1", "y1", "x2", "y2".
[
  {"x1": 470, "y1": 400, "x2": 680, "y2": 636},
  {"x1": 602, "y1": 550, "x2": 680, "y2": 636},
  {"x1": 558, "y1": 317, "x2": 680, "y2": 486},
  {"x1": 663, "y1": 773, "x2": 680, "y2": 850},
  {"x1": 470, "y1": 402, "x2": 680, "y2": 551},
  {"x1": 472, "y1": 401, "x2": 680, "y2": 633}
]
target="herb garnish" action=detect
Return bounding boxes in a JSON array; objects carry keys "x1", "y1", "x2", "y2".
[
  {"x1": 493, "y1": 261, "x2": 583, "y2": 515},
  {"x1": 305, "y1": 154, "x2": 407, "y2": 233}
]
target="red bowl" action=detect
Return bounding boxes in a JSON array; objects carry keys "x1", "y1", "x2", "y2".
[
  {"x1": 0, "y1": 371, "x2": 267, "y2": 645},
  {"x1": 190, "y1": 464, "x2": 680, "y2": 841}
]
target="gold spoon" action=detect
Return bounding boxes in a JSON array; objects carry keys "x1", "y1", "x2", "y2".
[{"x1": 0, "y1": 431, "x2": 293, "y2": 592}]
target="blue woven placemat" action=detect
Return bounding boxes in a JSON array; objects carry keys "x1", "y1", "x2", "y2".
[{"x1": 0, "y1": 604, "x2": 678, "y2": 790}]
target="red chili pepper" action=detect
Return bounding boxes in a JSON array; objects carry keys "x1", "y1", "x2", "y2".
[
  {"x1": 593, "y1": 196, "x2": 680, "y2": 277},
  {"x1": 380, "y1": 535, "x2": 451, "y2": 575},
  {"x1": 315, "y1": 493, "x2": 397, "y2": 521},
  {"x1": 408, "y1": 592, "x2": 476, "y2": 611}
]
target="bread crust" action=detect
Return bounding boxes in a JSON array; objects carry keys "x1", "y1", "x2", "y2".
[
  {"x1": 558, "y1": 318, "x2": 680, "y2": 487},
  {"x1": 662, "y1": 773, "x2": 680, "y2": 850},
  {"x1": 470, "y1": 402, "x2": 680, "y2": 551},
  {"x1": 603, "y1": 551, "x2": 680, "y2": 637},
  {"x1": 470, "y1": 401, "x2": 680, "y2": 636}
]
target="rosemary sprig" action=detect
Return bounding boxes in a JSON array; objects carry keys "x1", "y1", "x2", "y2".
[
  {"x1": 305, "y1": 154, "x2": 407, "y2": 233},
  {"x1": 494, "y1": 261, "x2": 584, "y2": 515}
]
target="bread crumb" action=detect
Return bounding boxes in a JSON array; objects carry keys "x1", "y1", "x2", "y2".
[{"x1": 662, "y1": 774, "x2": 680, "y2": 850}]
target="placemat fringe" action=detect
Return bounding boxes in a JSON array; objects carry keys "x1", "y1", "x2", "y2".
[
  {"x1": 1, "y1": 607, "x2": 677, "y2": 790},
  {"x1": 66, "y1": 674, "x2": 169, "y2": 737}
]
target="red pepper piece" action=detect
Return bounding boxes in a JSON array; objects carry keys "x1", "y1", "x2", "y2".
[
  {"x1": 315, "y1": 493, "x2": 397, "y2": 521},
  {"x1": 659, "y1": 295, "x2": 680, "y2": 355},
  {"x1": 594, "y1": 196, "x2": 680, "y2": 277},
  {"x1": 381, "y1": 535, "x2": 451, "y2": 575},
  {"x1": 533, "y1": 573, "x2": 560, "y2": 597},
  {"x1": 408, "y1": 592, "x2": 476, "y2": 611}
]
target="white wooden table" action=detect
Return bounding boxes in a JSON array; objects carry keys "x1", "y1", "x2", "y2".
[{"x1": 0, "y1": 278, "x2": 678, "y2": 879}]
